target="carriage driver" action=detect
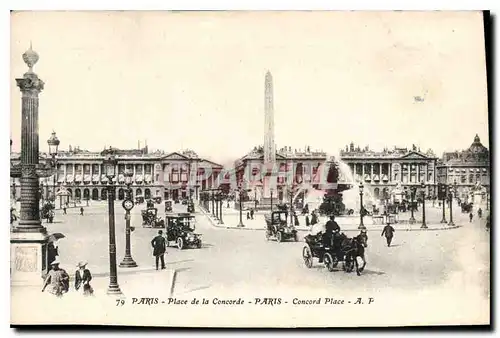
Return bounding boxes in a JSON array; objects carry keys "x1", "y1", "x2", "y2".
[{"x1": 322, "y1": 214, "x2": 341, "y2": 248}]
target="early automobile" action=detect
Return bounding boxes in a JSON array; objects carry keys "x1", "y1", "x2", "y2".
[
  {"x1": 165, "y1": 200, "x2": 173, "y2": 213},
  {"x1": 141, "y1": 207, "x2": 165, "y2": 228},
  {"x1": 264, "y1": 210, "x2": 298, "y2": 242},
  {"x1": 165, "y1": 213, "x2": 202, "y2": 249}
]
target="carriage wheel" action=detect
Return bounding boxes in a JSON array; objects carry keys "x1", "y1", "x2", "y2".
[
  {"x1": 177, "y1": 237, "x2": 184, "y2": 250},
  {"x1": 302, "y1": 246, "x2": 313, "y2": 268},
  {"x1": 277, "y1": 231, "x2": 283, "y2": 242},
  {"x1": 324, "y1": 253, "x2": 336, "y2": 272}
]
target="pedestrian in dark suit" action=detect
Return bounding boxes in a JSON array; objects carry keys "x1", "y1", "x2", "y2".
[
  {"x1": 75, "y1": 261, "x2": 93, "y2": 296},
  {"x1": 381, "y1": 223, "x2": 395, "y2": 247},
  {"x1": 151, "y1": 230, "x2": 166, "y2": 270}
]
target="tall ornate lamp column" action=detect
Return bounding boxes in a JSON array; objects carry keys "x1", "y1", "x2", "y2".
[
  {"x1": 420, "y1": 182, "x2": 427, "y2": 229},
  {"x1": 409, "y1": 187, "x2": 416, "y2": 224},
  {"x1": 448, "y1": 180, "x2": 456, "y2": 227},
  {"x1": 120, "y1": 170, "x2": 137, "y2": 268},
  {"x1": 218, "y1": 190, "x2": 224, "y2": 225},
  {"x1": 358, "y1": 182, "x2": 366, "y2": 230},
  {"x1": 215, "y1": 191, "x2": 219, "y2": 221},
  {"x1": 10, "y1": 45, "x2": 57, "y2": 285},
  {"x1": 47, "y1": 131, "x2": 59, "y2": 203},
  {"x1": 102, "y1": 148, "x2": 122, "y2": 295}
]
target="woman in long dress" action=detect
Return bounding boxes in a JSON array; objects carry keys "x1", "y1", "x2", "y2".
[
  {"x1": 74, "y1": 261, "x2": 93, "y2": 296},
  {"x1": 41, "y1": 260, "x2": 69, "y2": 297}
]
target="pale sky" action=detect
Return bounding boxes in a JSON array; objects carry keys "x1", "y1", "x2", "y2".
[{"x1": 10, "y1": 11, "x2": 489, "y2": 165}]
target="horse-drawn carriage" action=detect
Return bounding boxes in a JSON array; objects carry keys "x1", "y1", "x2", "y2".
[
  {"x1": 135, "y1": 195, "x2": 145, "y2": 204},
  {"x1": 141, "y1": 208, "x2": 165, "y2": 228},
  {"x1": 152, "y1": 196, "x2": 162, "y2": 204},
  {"x1": 165, "y1": 213, "x2": 202, "y2": 249},
  {"x1": 187, "y1": 201, "x2": 195, "y2": 213},
  {"x1": 264, "y1": 210, "x2": 298, "y2": 242},
  {"x1": 302, "y1": 231, "x2": 368, "y2": 275}
]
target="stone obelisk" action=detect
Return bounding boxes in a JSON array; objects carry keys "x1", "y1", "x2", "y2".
[{"x1": 263, "y1": 71, "x2": 276, "y2": 198}]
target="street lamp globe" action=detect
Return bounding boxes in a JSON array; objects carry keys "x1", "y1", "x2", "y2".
[
  {"x1": 124, "y1": 169, "x2": 133, "y2": 184},
  {"x1": 103, "y1": 149, "x2": 117, "y2": 180},
  {"x1": 47, "y1": 131, "x2": 60, "y2": 157}
]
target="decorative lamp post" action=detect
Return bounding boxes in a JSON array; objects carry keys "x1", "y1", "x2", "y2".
[
  {"x1": 270, "y1": 188, "x2": 274, "y2": 212},
  {"x1": 449, "y1": 180, "x2": 456, "y2": 226},
  {"x1": 420, "y1": 181, "x2": 427, "y2": 229},
  {"x1": 358, "y1": 182, "x2": 366, "y2": 230},
  {"x1": 289, "y1": 184, "x2": 295, "y2": 226},
  {"x1": 218, "y1": 190, "x2": 224, "y2": 225},
  {"x1": 215, "y1": 191, "x2": 220, "y2": 220},
  {"x1": 409, "y1": 187, "x2": 416, "y2": 224},
  {"x1": 47, "y1": 131, "x2": 60, "y2": 203},
  {"x1": 119, "y1": 170, "x2": 137, "y2": 268},
  {"x1": 211, "y1": 190, "x2": 215, "y2": 217},
  {"x1": 237, "y1": 182, "x2": 247, "y2": 228},
  {"x1": 440, "y1": 184, "x2": 447, "y2": 223},
  {"x1": 102, "y1": 148, "x2": 122, "y2": 295}
]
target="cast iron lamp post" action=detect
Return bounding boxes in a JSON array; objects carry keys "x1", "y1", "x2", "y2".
[
  {"x1": 211, "y1": 190, "x2": 215, "y2": 217},
  {"x1": 420, "y1": 181, "x2": 427, "y2": 229},
  {"x1": 218, "y1": 190, "x2": 224, "y2": 225},
  {"x1": 270, "y1": 188, "x2": 274, "y2": 212},
  {"x1": 103, "y1": 148, "x2": 122, "y2": 295},
  {"x1": 215, "y1": 191, "x2": 219, "y2": 221},
  {"x1": 236, "y1": 181, "x2": 249, "y2": 228},
  {"x1": 358, "y1": 182, "x2": 366, "y2": 230},
  {"x1": 448, "y1": 180, "x2": 456, "y2": 226},
  {"x1": 409, "y1": 187, "x2": 416, "y2": 224},
  {"x1": 440, "y1": 183, "x2": 447, "y2": 223},
  {"x1": 47, "y1": 131, "x2": 60, "y2": 204},
  {"x1": 119, "y1": 170, "x2": 137, "y2": 268}
]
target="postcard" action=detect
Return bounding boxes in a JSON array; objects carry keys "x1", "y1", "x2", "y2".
[{"x1": 9, "y1": 10, "x2": 490, "y2": 327}]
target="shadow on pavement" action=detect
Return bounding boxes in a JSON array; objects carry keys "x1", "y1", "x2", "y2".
[
  {"x1": 360, "y1": 269, "x2": 385, "y2": 276},
  {"x1": 179, "y1": 285, "x2": 212, "y2": 295}
]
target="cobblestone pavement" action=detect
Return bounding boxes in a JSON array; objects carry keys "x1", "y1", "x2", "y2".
[{"x1": 11, "y1": 201, "x2": 490, "y2": 326}]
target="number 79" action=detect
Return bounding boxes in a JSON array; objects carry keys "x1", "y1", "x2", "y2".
[{"x1": 116, "y1": 299, "x2": 125, "y2": 306}]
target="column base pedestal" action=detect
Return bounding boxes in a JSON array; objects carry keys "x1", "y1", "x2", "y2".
[
  {"x1": 10, "y1": 230, "x2": 49, "y2": 287},
  {"x1": 119, "y1": 257, "x2": 138, "y2": 268},
  {"x1": 107, "y1": 285, "x2": 123, "y2": 295}
]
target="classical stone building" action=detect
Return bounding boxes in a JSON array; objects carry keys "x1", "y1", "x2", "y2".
[
  {"x1": 10, "y1": 145, "x2": 223, "y2": 203},
  {"x1": 339, "y1": 142, "x2": 439, "y2": 200},
  {"x1": 436, "y1": 134, "x2": 490, "y2": 201},
  {"x1": 233, "y1": 145, "x2": 332, "y2": 204}
]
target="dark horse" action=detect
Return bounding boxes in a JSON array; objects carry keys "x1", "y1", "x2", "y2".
[{"x1": 335, "y1": 231, "x2": 368, "y2": 275}]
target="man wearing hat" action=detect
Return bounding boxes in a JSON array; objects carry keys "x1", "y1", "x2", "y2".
[
  {"x1": 381, "y1": 222, "x2": 395, "y2": 247},
  {"x1": 75, "y1": 261, "x2": 93, "y2": 296},
  {"x1": 151, "y1": 230, "x2": 167, "y2": 270},
  {"x1": 42, "y1": 260, "x2": 69, "y2": 297},
  {"x1": 323, "y1": 214, "x2": 341, "y2": 247}
]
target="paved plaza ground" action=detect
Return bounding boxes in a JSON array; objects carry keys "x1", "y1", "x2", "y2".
[{"x1": 11, "y1": 200, "x2": 490, "y2": 326}]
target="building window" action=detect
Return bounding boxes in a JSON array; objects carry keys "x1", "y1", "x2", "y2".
[
  {"x1": 461, "y1": 175, "x2": 466, "y2": 183},
  {"x1": 156, "y1": 174, "x2": 160, "y2": 182}
]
